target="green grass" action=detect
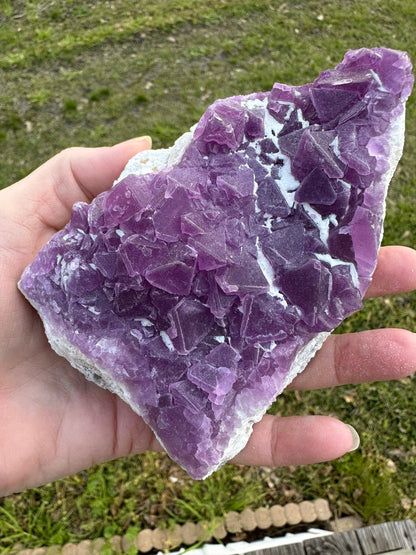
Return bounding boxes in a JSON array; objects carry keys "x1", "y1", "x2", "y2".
[{"x1": 1, "y1": 0, "x2": 416, "y2": 550}]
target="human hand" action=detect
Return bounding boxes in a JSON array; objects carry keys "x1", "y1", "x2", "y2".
[{"x1": 1, "y1": 140, "x2": 415, "y2": 496}]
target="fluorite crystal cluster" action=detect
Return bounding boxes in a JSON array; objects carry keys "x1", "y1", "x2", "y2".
[{"x1": 19, "y1": 48, "x2": 413, "y2": 478}]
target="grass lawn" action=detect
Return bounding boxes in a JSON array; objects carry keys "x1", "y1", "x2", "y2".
[{"x1": 1, "y1": 0, "x2": 416, "y2": 550}]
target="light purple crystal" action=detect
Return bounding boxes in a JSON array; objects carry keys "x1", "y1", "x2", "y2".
[{"x1": 19, "y1": 48, "x2": 413, "y2": 478}]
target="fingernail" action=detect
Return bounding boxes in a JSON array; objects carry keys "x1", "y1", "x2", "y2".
[
  {"x1": 346, "y1": 424, "x2": 360, "y2": 452},
  {"x1": 140, "y1": 135, "x2": 152, "y2": 148}
]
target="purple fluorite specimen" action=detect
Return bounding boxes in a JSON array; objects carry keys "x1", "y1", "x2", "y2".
[{"x1": 19, "y1": 48, "x2": 413, "y2": 478}]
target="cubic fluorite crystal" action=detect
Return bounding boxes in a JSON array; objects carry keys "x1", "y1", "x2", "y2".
[{"x1": 19, "y1": 48, "x2": 413, "y2": 479}]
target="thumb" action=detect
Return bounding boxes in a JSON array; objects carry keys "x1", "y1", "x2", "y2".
[{"x1": 1, "y1": 136, "x2": 152, "y2": 239}]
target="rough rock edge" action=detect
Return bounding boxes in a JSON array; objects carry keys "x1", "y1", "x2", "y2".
[
  {"x1": 10, "y1": 499, "x2": 332, "y2": 554},
  {"x1": 20, "y1": 86, "x2": 407, "y2": 479},
  {"x1": 42, "y1": 316, "x2": 330, "y2": 478}
]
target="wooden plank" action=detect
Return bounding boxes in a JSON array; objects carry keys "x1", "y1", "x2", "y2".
[
  {"x1": 303, "y1": 530, "x2": 362, "y2": 554},
  {"x1": 240, "y1": 520, "x2": 416, "y2": 555},
  {"x1": 382, "y1": 551, "x2": 416, "y2": 554},
  {"x1": 403, "y1": 519, "x2": 416, "y2": 550},
  {"x1": 250, "y1": 543, "x2": 306, "y2": 555},
  {"x1": 270, "y1": 544, "x2": 306, "y2": 555},
  {"x1": 356, "y1": 521, "x2": 413, "y2": 553}
]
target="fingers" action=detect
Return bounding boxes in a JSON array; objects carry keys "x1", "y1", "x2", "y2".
[
  {"x1": 233, "y1": 414, "x2": 358, "y2": 467},
  {"x1": 365, "y1": 246, "x2": 416, "y2": 298},
  {"x1": 234, "y1": 330, "x2": 414, "y2": 468},
  {"x1": 287, "y1": 245, "x2": 416, "y2": 391},
  {"x1": 288, "y1": 328, "x2": 416, "y2": 391},
  {"x1": 2, "y1": 136, "x2": 151, "y2": 236}
]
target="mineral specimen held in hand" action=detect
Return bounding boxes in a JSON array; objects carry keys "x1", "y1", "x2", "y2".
[{"x1": 19, "y1": 48, "x2": 413, "y2": 479}]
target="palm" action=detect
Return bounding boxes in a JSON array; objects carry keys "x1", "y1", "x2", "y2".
[
  {"x1": 0, "y1": 280, "x2": 155, "y2": 495},
  {"x1": 1, "y1": 139, "x2": 415, "y2": 496},
  {"x1": 0, "y1": 141, "x2": 158, "y2": 496}
]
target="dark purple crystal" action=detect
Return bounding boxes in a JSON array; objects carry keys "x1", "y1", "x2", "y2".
[{"x1": 19, "y1": 48, "x2": 413, "y2": 478}]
